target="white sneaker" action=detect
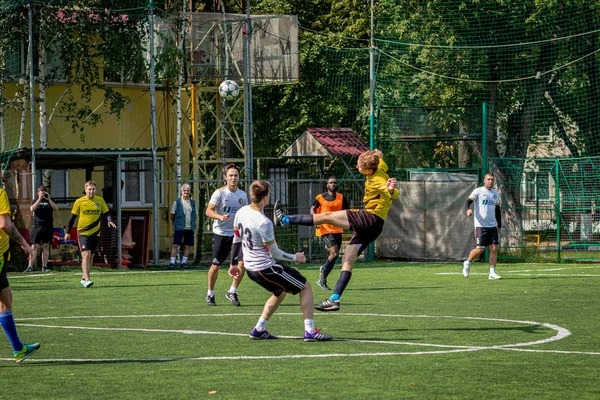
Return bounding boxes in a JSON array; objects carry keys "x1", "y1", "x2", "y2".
[
  {"x1": 462, "y1": 261, "x2": 470, "y2": 278},
  {"x1": 80, "y1": 279, "x2": 86, "y2": 286},
  {"x1": 23, "y1": 266, "x2": 33, "y2": 273},
  {"x1": 488, "y1": 270, "x2": 501, "y2": 280},
  {"x1": 83, "y1": 279, "x2": 94, "y2": 288}
]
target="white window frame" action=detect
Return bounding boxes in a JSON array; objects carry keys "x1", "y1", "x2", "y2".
[
  {"x1": 120, "y1": 158, "x2": 164, "y2": 208},
  {"x1": 5, "y1": 40, "x2": 67, "y2": 82}
]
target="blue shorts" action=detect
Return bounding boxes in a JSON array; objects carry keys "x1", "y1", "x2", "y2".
[{"x1": 173, "y1": 230, "x2": 194, "y2": 246}]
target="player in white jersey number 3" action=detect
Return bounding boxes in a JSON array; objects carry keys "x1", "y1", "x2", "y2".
[
  {"x1": 463, "y1": 172, "x2": 502, "y2": 280},
  {"x1": 228, "y1": 180, "x2": 332, "y2": 342}
]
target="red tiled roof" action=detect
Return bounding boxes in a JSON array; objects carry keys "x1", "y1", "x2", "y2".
[{"x1": 306, "y1": 128, "x2": 369, "y2": 157}]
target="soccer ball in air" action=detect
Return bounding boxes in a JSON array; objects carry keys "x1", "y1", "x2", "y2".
[{"x1": 219, "y1": 80, "x2": 240, "y2": 100}]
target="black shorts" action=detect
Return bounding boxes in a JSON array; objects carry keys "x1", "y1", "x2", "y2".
[
  {"x1": 173, "y1": 230, "x2": 194, "y2": 246},
  {"x1": 30, "y1": 225, "x2": 54, "y2": 244},
  {"x1": 0, "y1": 260, "x2": 9, "y2": 291},
  {"x1": 323, "y1": 233, "x2": 342, "y2": 249},
  {"x1": 474, "y1": 227, "x2": 499, "y2": 248},
  {"x1": 347, "y1": 210, "x2": 384, "y2": 255},
  {"x1": 211, "y1": 234, "x2": 233, "y2": 266},
  {"x1": 246, "y1": 263, "x2": 307, "y2": 296},
  {"x1": 79, "y1": 233, "x2": 99, "y2": 253}
]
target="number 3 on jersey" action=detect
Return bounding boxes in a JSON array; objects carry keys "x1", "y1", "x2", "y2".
[{"x1": 236, "y1": 222, "x2": 253, "y2": 250}]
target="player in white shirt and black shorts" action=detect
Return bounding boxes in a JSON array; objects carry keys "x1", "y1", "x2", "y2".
[
  {"x1": 227, "y1": 180, "x2": 332, "y2": 342},
  {"x1": 205, "y1": 164, "x2": 248, "y2": 307},
  {"x1": 463, "y1": 172, "x2": 502, "y2": 280}
]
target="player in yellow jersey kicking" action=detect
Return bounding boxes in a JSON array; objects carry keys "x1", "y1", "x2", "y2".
[
  {"x1": 274, "y1": 149, "x2": 398, "y2": 311},
  {"x1": 65, "y1": 180, "x2": 117, "y2": 288}
]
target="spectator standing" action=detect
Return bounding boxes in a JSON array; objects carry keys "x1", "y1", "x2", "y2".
[
  {"x1": 169, "y1": 184, "x2": 196, "y2": 269},
  {"x1": 24, "y1": 186, "x2": 58, "y2": 272}
]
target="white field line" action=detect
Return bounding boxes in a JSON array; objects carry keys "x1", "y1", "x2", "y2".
[{"x1": 5, "y1": 313, "x2": 597, "y2": 363}]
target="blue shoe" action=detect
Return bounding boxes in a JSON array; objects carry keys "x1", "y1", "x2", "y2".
[
  {"x1": 249, "y1": 328, "x2": 278, "y2": 340},
  {"x1": 168, "y1": 263, "x2": 175, "y2": 270},
  {"x1": 304, "y1": 328, "x2": 332, "y2": 342},
  {"x1": 14, "y1": 342, "x2": 40, "y2": 363}
]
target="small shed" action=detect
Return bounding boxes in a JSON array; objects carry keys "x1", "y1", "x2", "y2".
[
  {"x1": 283, "y1": 127, "x2": 369, "y2": 158},
  {"x1": 283, "y1": 127, "x2": 369, "y2": 176}
]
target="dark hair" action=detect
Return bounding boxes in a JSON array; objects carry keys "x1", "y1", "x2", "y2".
[
  {"x1": 249, "y1": 180, "x2": 270, "y2": 204},
  {"x1": 224, "y1": 163, "x2": 240, "y2": 174},
  {"x1": 37, "y1": 185, "x2": 47, "y2": 192}
]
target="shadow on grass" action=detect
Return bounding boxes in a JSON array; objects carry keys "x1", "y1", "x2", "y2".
[{"x1": 357, "y1": 324, "x2": 546, "y2": 335}]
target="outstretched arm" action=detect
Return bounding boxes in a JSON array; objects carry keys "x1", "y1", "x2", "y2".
[{"x1": 0, "y1": 214, "x2": 33, "y2": 261}]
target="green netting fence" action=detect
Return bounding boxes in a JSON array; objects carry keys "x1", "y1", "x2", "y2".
[
  {"x1": 490, "y1": 156, "x2": 600, "y2": 262},
  {"x1": 3, "y1": 1, "x2": 600, "y2": 263}
]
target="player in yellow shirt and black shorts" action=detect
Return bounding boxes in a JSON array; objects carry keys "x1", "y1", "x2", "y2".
[
  {"x1": 65, "y1": 180, "x2": 117, "y2": 288},
  {"x1": 0, "y1": 181, "x2": 40, "y2": 362},
  {"x1": 274, "y1": 149, "x2": 398, "y2": 312}
]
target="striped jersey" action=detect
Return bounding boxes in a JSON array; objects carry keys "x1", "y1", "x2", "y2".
[
  {"x1": 70, "y1": 195, "x2": 109, "y2": 236},
  {"x1": 363, "y1": 159, "x2": 399, "y2": 220}
]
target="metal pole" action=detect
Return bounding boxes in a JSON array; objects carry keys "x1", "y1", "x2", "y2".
[
  {"x1": 28, "y1": 3, "x2": 36, "y2": 195},
  {"x1": 221, "y1": 3, "x2": 227, "y2": 170},
  {"x1": 482, "y1": 102, "x2": 488, "y2": 177},
  {"x1": 369, "y1": 0, "x2": 375, "y2": 150},
  {"x1": 555, "y1": 160, "x2": 561, "y2": 261},
  {"x1": 116, "y1": 155, "x2": 122, "y2": 268},
  {"x1": 243, "y1": 0, "x2": 253, "y2": 181},
  {"x1": 149, "y1": 0, "x2": 160, "y2": 265}
]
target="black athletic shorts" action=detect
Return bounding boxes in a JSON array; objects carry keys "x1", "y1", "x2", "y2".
[
  {"x1": 30, "y1": 225, "x2": 54, "y2": 244},
  {"x1": 323, "y1": 233, "x2": 342, "y2": 249},
  {"x1": 211, "y1": 234, "x2": 234, "y2": 266},
  {"x1": 79, "y1": 233, "x2": 99, "y2": 253},
  {"x1": 0, "y1": 260, "x2": 9, "y2": 291},
  {"x1": 246, "y1": 263, "x2": 307, "y2": 296},
  {"x1": 347, "y1": 210, "x2": 384, "y2": 255},
  {"x1": 474, "y1": 227, "x2": 499, "y2": 248}
]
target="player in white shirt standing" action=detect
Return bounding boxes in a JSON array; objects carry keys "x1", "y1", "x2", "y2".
[
  {"x1": 463, "y1": 172, "x2": 502, "y2": 280},
  {"x1": 205, "y1": 164, "x2": 248, "y2": 306},
  {"x1": 228, "y1": 180, "x2": 332, "y2": 341}
]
